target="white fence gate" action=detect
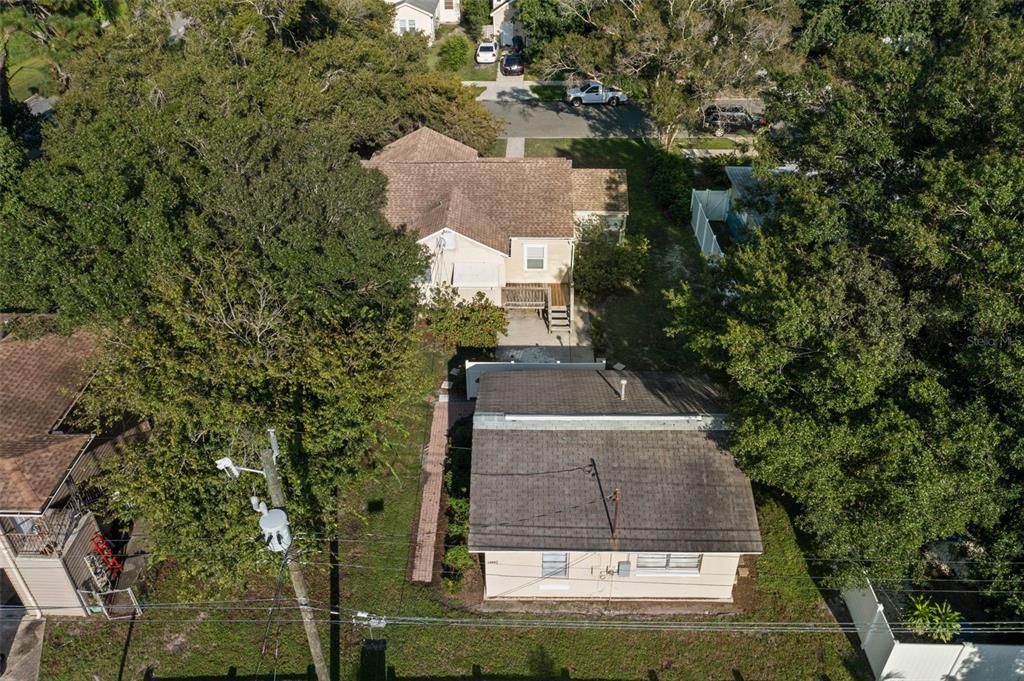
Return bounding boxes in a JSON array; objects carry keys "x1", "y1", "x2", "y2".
[
  {"x1": 689, "y1": 190, "x2": 730, "y2": 259},
  {"x1": 844, "y1": 584, "x2": 1024, "y2": 680}
]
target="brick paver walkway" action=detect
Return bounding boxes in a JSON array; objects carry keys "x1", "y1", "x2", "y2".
[{"x1": 411, "y1": 390, "x2": 475, "y2": 583}]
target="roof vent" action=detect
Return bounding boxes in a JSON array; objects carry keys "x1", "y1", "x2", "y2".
[{"x1": 619, "y1": 379, "x2": 627, "y2": 401}]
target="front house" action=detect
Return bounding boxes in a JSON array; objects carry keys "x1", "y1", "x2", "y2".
[{"x1": 366, "y1": 128, "x2": 628, "y2": 320}]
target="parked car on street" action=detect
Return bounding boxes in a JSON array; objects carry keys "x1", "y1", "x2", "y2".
[
  {"x1": 475, "y1": 41, "x2": 498, "y2": 64},
  {"x1": 703, "y1": 104, "x2": 765, "y2": 136},
  {"x1": 500, "y1": 53, "x2": 524, "y2": 76},
  {"x1": 565, "y1": 81, "x2": 627, "y2": 107}
]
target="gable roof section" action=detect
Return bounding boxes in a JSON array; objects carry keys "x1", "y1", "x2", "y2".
[
  {"x1": 571, "y1": 168, "x2": 629, "y2": 213},
  {"x1": 389, "y1": 0, "x2": 439, "y2": 17},
  {"x1": 475, "y1": 369, "x2": 725, "y2": 417},
  {"x1": 0, "y1": 329, "x2": 97, "y2": 514},
  {"x1": 366, "y1": 129, "x2": 578, "y2": 253},
  {"x1": 490, "y1": 0, "x2": 515, "y2": 16},
  {"x1": 369, "y1": 127, "x2": 479, "y2": 164},
  {"x1": 468, "y1": 429, "x2": 762, "y2": 554}
]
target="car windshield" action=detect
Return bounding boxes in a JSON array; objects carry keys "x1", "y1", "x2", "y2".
[
  {"x1": 479, "y1": 45, "x2": 494, "y2": 52},
  {"x1": 505, "y1": 55, "x2": 522, "y2": 63}
]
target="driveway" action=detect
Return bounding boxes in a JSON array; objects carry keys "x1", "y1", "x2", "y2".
[{"x1": 483, "y1": 100, "x2": 651, "y2": 139}]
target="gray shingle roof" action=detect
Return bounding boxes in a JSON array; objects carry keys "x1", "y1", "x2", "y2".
[
  {"x1": 475, "y1": 370, "x2": 726, "y2": 416},
  {"x1": 468, "y1": 429, "x2": 762, "y2": 554}
]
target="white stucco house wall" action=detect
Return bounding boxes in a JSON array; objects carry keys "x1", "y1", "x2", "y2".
[
  {"x1": 490, "y1": 0, "x2": 522, "y2": 47},
  {"x1": 386, "y1": 0, "x2": 461, "y2": 44},
  {"x1": 365, "y1": 128, "x2": 629, "y2": 318},
  {"x1": 469, "y1": 369, "x2": 763, "y2": 602}
]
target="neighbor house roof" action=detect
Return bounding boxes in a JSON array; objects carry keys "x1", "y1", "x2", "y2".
[
  {"x1": 571, "y1": 169, "x2": 629, "y2": 213},
  {"x1": 475, "y1": 369, "x2": 726, "y2": 417},
  {"x1": 0, "y1": 326, "x2": 97, "y2": 515},
  {"x1": 365, "y1": 128, "x2": 628, "y2": 254},
  {"x1": 388, "y1": 0, "x2": 438, "y2": 16},
  {"x1": 468, "y1": 428, "x2": 762, "y2": 554}
]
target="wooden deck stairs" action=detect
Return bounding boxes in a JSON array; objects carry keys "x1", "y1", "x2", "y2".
[{"x1": 545, "y1": 284, "x2": 571, "y2": 334}]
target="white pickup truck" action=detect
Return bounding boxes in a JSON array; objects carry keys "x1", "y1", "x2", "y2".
[{"x1": 565, "y1": 81, "x2": 627, "y2": 107}]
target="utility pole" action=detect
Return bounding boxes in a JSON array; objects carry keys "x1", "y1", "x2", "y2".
[{"x1": 262, "y1": 429, "x2": 329, "y2": 681}]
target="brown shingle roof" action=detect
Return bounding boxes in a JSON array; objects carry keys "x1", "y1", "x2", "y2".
[
  {"x1": 468, "y1": 429, "x2": 762, "y2": 554},
  {"x1": 369, "y1": 127, "x2": 479, "y2": 164},
  {"x1": 476, "y1": 370, "x2": 726, "y2": 416},
  {"x1": 365, "y1": 128, "x2": 617, "y2": 254},
  {"x1": 0, "y1": 330, "x2": 96, "y2": 514},
  {"x1": 571, "y1": 168, "x2": 629, "y2": 213}
]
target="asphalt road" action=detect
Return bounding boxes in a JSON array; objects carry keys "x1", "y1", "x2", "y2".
[{"x1": 483, "y1": 100, "x2": 651, "y2": 139}]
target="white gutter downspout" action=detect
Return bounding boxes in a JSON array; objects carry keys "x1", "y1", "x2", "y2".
[
  {"x1": 0, "y1": 531, "x2": 42, "y2": 620},
  {"x1": 569, "y1": 239, "x2": 576, "y2": 338}
]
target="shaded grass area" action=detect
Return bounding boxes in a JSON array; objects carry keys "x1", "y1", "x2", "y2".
[
  {"x1": 525, "y1": 138, "x2": 705, "y2": 370},
  {"x1": 6, "y1": 31, "x2": 55, "y2": 100},
  {"x1": 482, "y1": 138, "x2": 507, "y2": 158},
  {"x1": 674, "y1": 137, "x2": 739, "y2": 150},
  {"x1": 427, "y1": 30, "x2": 498, "y2": 82},
  {"x1": 529, "y1": 84, "x2": 565, "y2": 101}
]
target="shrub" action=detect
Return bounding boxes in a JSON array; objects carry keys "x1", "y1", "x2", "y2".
[
  {"x1": 573, "y1": 223, "x2": 649, "y2": 304},
  {"x1": 424, "y1": 285, "x2": 508, "y2": 348},
  {"x1": 447, "y1": 497, "x2": 470, "y2": 539},
  {"x1": 437, "y1": 35, "x2": 471, "y2": 72},
  {"x1": 461, "y1": 0, "x2": 490, "y2": 39},
  {"x1": 905, "y1": 595, "x2": 962, "y2": 642},
  {"x1": 650, "y1": 151, "x2": 693, "y2": 223},
  {"x1": 443, "y1": 545, "x2": 476, "y2": 573}
]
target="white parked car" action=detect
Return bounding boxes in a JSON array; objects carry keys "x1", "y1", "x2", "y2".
[
  {"x1": 475, "y1": 41, "x2": 498, "y2": 64},
  {"x1": 565, "y1": 81, "x2": 627, "y2": 107}
]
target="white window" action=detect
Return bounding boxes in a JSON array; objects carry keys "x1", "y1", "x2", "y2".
[
  {"x1": 524, "y1": 244, "x2": 546, "y2": 271},
  {"x1": 444, "y1": 0, "x2": 454, "y2": 8},
  {"x1": 541, "y1": 552, "x2": 568, "y2": 577},
  {"x1": 636, "y1": 553, "x2": 701, "y2": 575},
  {"x1": 398, "y1": 18, "x2": 417, "y2": 33}
]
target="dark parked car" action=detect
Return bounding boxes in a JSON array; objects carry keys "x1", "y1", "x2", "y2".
[
  {"x1": 703, "y1": 104, "x2": 765, "y2": 136},
  {"x1": 500, "y1": 53, "x2": 524, "y2": 76}
]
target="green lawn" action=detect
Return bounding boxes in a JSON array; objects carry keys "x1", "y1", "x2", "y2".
[
  {"x1": 428, "y1": 30, "x2": 498, "y2": 82},
  {"x1": 483, "y1": 138, "x2": 507, "y2": 157},
  {"x1": 674, "y1": 137, "x2": 740, "y2": 150},
  {"x1": 526, "y1": 138, "x2": 707, "y2": 370},
  {"x1": 529, "y1": 84, "x2": 566, "y2": 101},
  {"x1": 457, "y1": 62, "x2": 497, "y2": 81}
]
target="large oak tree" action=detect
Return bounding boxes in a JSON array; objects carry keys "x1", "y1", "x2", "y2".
[{"x1": 668, "y1": 0, "x2": 1024, "y2": 611}]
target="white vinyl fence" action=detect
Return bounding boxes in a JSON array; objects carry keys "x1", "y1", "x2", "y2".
[
  {"x1": 844, "y1": 583, "x2": 1024, "y2": 680},
  {"x1": 689, "y1": 189, "x2": 729, "y2": 259}
]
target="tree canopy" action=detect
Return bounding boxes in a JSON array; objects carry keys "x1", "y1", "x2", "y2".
[
  {"x1": 668, "y1": 0, "x2": 1024, "y2": 610},
  {"x1": 538, "y1": 0, "x2": 801, "y2": 146},
  {"x1": 0, "y1": 0, "x2": 496, "y2": 585}
]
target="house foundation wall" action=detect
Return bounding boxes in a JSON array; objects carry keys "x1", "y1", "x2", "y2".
[{"x1": 479, "y1": 551, "x2": 741, "y2": 601}]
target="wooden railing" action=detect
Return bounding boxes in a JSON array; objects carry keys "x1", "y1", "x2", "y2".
[{"x1": 502, "y1": 284, "x2": 547, "y2": 309}]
